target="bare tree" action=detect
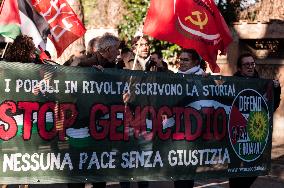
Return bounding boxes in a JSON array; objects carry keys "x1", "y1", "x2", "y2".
[{"x1": 87, "y1": 0, "x2": 125, "y2": 28}]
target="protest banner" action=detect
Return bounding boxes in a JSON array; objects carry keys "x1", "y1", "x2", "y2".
[{"x1": 0, "y1": 61, "x2": 273, "y2": 184}]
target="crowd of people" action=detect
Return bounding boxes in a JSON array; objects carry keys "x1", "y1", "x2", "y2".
[{"x1": 0, "y1": 33, "x2": 281, "y2": 188}]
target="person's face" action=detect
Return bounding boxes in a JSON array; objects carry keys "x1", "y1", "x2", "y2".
[
  {"x1": 151, "y1": 54, "x2": 161, "y2": 64},
  {"x1": 239, "y1": 56, "x2": 256, "y2": 77},
  {"x1": 92, "y1": 45, "x2": 97, "y2": 53},
  {"x1": 178, "y1": 52, "x2": 198, "y2": 72},
  {"x1": 121, "y1": 51, "x2": 132, "y2": 63},
  {"x1": 103, "y1": 43, "x2": 120, "y2": 62},
  {"x1": 133, "y1": 38, "x2": 150, "y2": 58}
]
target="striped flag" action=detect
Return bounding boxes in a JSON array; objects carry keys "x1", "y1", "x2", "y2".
[
  {"x1": 0, "y1": 0, "x2": 21, "y2": 39},
  {"x1": 0, "y1": 0, "x2": 86, "y2": 57}
]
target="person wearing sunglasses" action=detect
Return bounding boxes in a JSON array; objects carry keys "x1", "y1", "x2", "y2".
[
  {"x1": 234, "y1": 53, "x2": 280, "y2": 111},
  {"x1": 174, "y1": 48, "x2": 207, "y2": 188},
  {"x1": 229, "y1": 53, "x2": 258, "y2": 188},
  {"x1": 230, "y1": 53, "x2": 281, "y2": 188},
  {"x1": 234, "y1": 53, "x2": 258, "y2": 78},
  {"x1": 177, "y1": 48, "x2": 207, "y2": 75}
]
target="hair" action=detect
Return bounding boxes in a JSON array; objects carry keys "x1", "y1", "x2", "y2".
[
  {"x1": 121, "y1": 47, "x2": 131, "y2": 55},
  {"x1": 86, "y1": 37, "x2": 99, "y2": 56},
  {"x1": 4, "y1": 35, "x2": 36, "y2": 63},
  {"x1": 97, "y1": 33, "x2": 120, "y2": 52},
  {"x1": 131, "y1": 35, "x2": 149, "y2": 47},
  {"x1": 178, "y1": 48, "x2": 207, "y2": 71},
  {"x1": 237, "y1": 53, "x2": 255, "y2": 68},
  {"x1": 151, "y1": 51, "x2": 163, "y2": 59}
]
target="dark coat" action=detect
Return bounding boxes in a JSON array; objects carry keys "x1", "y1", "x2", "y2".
[
  {"x1": 145, "y1": 60, "x2": 169, "y2": 72},
  {"x1": 233, "y1": 70, "x2": 259, "y2": 78},
  {"x1": 68, "y1": 52, "x2": 120, "y2": 68},
  {"x1": 77, "y1": 52, "x2": 117, "y2": 68}
]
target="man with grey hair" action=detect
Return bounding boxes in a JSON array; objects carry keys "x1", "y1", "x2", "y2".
[
  {"x1": 67, "y1": 33, "x2": 122, "y2": 188},
  {"x1": 75, "y1": 33, "x2": 121, "y2": 68}
]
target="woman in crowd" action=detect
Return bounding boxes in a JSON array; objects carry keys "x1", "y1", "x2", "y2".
[
  {"x1": 174, "y1": 48, "x2": 207, "y2": 188},
  {"x1": 177, "y1": 48, "x2": 207, "y2": 75}
]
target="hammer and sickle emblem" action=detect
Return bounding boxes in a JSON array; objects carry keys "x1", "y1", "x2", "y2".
[{"x1": 185, "y1": 11, "x2": 208, "y2": 30}]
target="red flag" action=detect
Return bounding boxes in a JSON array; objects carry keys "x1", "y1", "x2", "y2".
[
  {"x1": 0, "y1": 0, "x2": 86, "y2": 58},
  {"x1": 31, "y1": 0, "x2": 86, "y2": 57},
  {"x1": 143, "y1": 0, "x2": 233, "y2": 73}
]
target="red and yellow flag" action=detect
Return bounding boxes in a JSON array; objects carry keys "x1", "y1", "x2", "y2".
[{"x1": 143, "y1": 0, "x2": 233, "y2": 73}]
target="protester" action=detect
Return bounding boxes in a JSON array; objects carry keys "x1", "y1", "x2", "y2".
[
  {"x1": 177, "y1": 48, "x2": 207, "y2": 75},
  {"x1": 4, "y1": 35, "x2": 37, "y2": 63},
  {"x1": 173, "y1": 48, "x2": 208, "y2": 188},
  {"x1": 233, "y1": 53, "x2": 280, "y2": 111},
  {"x1": 122, "y1": 35, "x2": 152, "y2": 188},
  {"x1": 148, "y1": 51, "x2": 169, "y2": 72},
  {"x1": 86, "y1": 37, "x2": 100, "y2": 58},
  {"x1": 122, "y1": 35, "x2": 173, "y2": 188},
  {"x1": 119, "y1": 46, "x2": 132, "y2": 68},
  {"x1": 75, "y1": 33, "x2": 120, "y2": 69},
  {"x1": 229, "y1": 52, "x2": 281, "y2": 188},
  {"x1": 66, "y1": 32, "x2": 122, "y2": 188},
  {"x1": 3, "y1": 35, "x2": 54, "y2": 188},
  {"x1": 124, "y1": 35, "x2": 151, "y2": 71}
]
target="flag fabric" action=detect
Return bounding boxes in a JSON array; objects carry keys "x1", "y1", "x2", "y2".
[
  {"x1": 0, "y1": 0, "x2": 21, "y2": 39},
  {"x1": 0, "y1": 0, "x2": 86, "y2": 57},
  {"x1": 143, "y1": 0, "x2": 233, "y2": 73},
  {"x1": 31, "y1": 0, "x2": 86, "y2": 57},
  {"x1": 229, "y1": 105, "x2": 248, "y2": 144}
]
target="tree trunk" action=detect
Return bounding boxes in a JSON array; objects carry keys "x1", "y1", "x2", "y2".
[{"x1": 86, "y1": 0, "x2": 124, "y2": 28}]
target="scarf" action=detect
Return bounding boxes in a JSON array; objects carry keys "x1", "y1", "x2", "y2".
[{"x1": 178, "y1": 65, "x2": 204, "y2": 75}]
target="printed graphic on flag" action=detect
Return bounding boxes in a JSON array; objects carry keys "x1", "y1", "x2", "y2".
[{"x1": 143, "y1": 0, "x2": 233, "y2": 73}]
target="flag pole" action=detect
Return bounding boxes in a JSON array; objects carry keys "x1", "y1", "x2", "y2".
[
  {"x1": 131, "y1": 0, "x2": 149, "y2": 71},
  {"x1": 125, "y1": 24, "x2": 146, "y2": 109},
  {"x1": 131, "y1": 34, "x2": 144, "y2": 71},
  {"x1": 124, "y1": 34, "x2": 143, "y2": 109},
  {"x1": 124, "y1": 4, "x2": 149, "y2": 108},
  {"x1": 1, "y1": 42, "x2": 10, "y2": 59}
]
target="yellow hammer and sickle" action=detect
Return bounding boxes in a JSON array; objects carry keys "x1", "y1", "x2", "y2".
[{"x1": 185, "y1": 11, "x2": 208, "y2": 30}]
